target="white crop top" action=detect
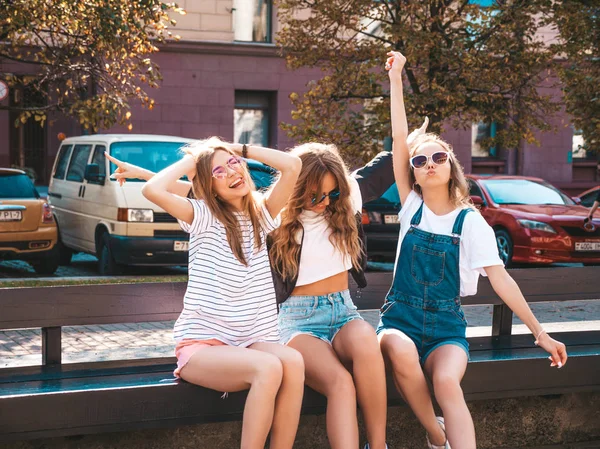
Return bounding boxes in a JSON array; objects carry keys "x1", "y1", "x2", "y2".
[{"x1": 295, "y1": 176, "x2": 362, "y2": 286}]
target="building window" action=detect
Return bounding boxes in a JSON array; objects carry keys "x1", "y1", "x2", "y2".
[
  {"x1": 233, "y1": 0, "x2": 272, "y2": 43},
  {"x1": 472, "y1": 121, "x2": 497, "y2": 158},
  {"x1": 234, "y1": 91, "x2": 272, "y2": 147},
  {"x1": 572, "y1": 128, "x2": 589, "y2": 159}
]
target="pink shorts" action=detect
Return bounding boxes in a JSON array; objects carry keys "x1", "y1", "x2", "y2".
[{"x1": 174, "y1": 338, "x2": 227, "y2": 378}]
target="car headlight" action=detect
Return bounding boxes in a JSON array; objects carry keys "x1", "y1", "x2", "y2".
[
  {"x1": 517, "y1": 219, "x2": 556, "y2": 234},
  {"x1": 128, "y1": 209, "x2": 154, "y2": 222}
]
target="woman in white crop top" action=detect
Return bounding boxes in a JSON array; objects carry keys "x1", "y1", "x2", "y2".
[
  {"x1": 109, "y1": 138, "x2": 305, "y2": 449},
  {"x1": 269, "y1": 142, "x2": 423, "y2": 449}
]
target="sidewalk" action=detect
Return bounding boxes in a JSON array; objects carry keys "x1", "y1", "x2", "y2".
[{"x1": 2, "y1": 300, "x2": 599, "y2": 368}]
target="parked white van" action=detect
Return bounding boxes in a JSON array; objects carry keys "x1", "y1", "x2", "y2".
[{"x1": 48, "y1": 134, "x2": 196, "y2": 275}]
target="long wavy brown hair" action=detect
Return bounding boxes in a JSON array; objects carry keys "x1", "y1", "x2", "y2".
[
  {"x1": 269, "y1": 143, "x2": 362, "y2": 281},
  {"x1": 409, "y1": 133, "x2": 473, "y2": 208},
  {"x1": 183, "y1": 137, "x2": 267, "y2": 266}
]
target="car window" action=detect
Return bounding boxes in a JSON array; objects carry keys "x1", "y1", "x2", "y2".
[
  {"x1": 580, "y1": 191, "x2": 598, "y2": 207},
  {"x1": 481, "y1": 179, "x2": 575, "y2": 205},
  {"x1": 66, "y1": 144, "x2": 93, "y2": 182},
  {"x1": 53, "y1": 144, "x2": 73, "y2": 180},
  {"x1": 0, "y1": 173, "x2": 39, "y2": 199},
  {"x1": 468, "y1": 180, "x2": 485, "y2": 199},
  {"x1": 109, "y1": 141, "x2": 187, "y2": 181},
  {"x1": 90, "y1": 145, "x2": 107, "y2": 184}
]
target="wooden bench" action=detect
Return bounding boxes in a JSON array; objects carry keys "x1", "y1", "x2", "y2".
[{"x1": 1, "y1": 266, "x2": 599, "y2": 442}]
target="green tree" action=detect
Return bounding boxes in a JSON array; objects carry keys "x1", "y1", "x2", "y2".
[
  {"x1": 0, "y1": 0, "x2": 184, "y2": 130},
  {"x1": 551, "y1": 1, "x2": 600, "y2": 153},
  {"x1": 277, "y1": 0, "x2": 560, "y2": 161}
]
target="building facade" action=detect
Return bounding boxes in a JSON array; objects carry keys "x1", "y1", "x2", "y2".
[{"x1": 0, "y1": 0, "x2": 595, "y2": 195}]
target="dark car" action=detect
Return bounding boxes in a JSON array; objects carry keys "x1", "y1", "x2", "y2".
[{"x1": 361, "y1": 184, "x2": 401, "y2": 261}]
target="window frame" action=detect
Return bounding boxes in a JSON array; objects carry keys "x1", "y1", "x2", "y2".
[
  {"x1": 53, "y1": 144, "x2": 74, "y2": 180},
  {"x1": 65, "y1": 144, "x2": 93, "y2": 183},
  {"x1": 88, "y1": 144, "x2": 107, "y2": 185}
]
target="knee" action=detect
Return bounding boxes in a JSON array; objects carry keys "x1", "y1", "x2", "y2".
[
  {"x1": 325, "y1": 368, "x2": 356, "y2": 399},
  {"x1": 383, "y1": 340, "x2": 421, "y2": 378},
  {"x1": 432, "y1": 374, "x2": 463, "y2": 406},
  {"x1": 346, "y1": 324, "x2": 382, "y2": 361},
  {"x1": 253, "y1": 354, "x2": 284, "y2": 391},
  {"x1": 280, "y1": 348, "x2": 305, "y2": 385}
]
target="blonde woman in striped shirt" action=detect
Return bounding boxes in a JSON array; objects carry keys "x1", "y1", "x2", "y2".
[{"x1": 118, "y1": 137, "x2": 304, "y2": 449}]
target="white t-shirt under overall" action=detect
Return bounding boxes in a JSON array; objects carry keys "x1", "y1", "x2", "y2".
[
  {"x1": 295, "y1": 176, "x2": 363, "y2": 286},
  {"x1": 396, "y1": 191, "x2": 503, "y2": 297},
  {"x1": 175, "y1": 195, "x2": 280, "y2": 346}
]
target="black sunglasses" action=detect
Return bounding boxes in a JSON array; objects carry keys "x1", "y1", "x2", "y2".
[{"x1": 311, "y1": 190, "x2": 340, "y2": 205}]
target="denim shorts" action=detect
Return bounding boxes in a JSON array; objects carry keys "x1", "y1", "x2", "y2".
[
  {"x1": 376, "y1": 294, "x2": 470, "y2": 365},
  {"x1": 278, "y1": 290, "x2": 363, "y2": 345}
]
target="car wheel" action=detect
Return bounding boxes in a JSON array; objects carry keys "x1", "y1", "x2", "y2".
[
  {"x1": 31, "y1": 255, "x2": 60, "y2": 275},
  {"x1": 98, "y1": 233, "x2": 123, "y2": 276},
  {"x1": 57, "y1": 237, "x2": 73, "y2": 266},
  {"x1": 495, "y1": 229, "x2": 513, "y2": 267}
]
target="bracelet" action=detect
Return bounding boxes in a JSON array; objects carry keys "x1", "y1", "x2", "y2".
[
  {"x1": 242, "y1": 144, "x2": 248, "y2": 159},
  {"x1": 534, "y1": 329, "x2": 546, "y2": 345}
]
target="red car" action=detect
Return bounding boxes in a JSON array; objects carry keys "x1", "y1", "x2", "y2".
[{"x1": 468, "y1": 175, "x2": 600, "y2": 266}]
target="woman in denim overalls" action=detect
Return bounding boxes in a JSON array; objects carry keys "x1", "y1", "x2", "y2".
[{"x1": 378, "y1": 51, "x2": 568, "y2": 449}]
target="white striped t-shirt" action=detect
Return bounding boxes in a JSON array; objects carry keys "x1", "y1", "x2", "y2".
[{"x1": 174, "y1": 195, "x2": 281, "y2": 346}]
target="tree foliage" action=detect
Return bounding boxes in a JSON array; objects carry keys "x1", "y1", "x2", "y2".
[
  {"x1": 0, "y1": 0, "x2": 184, "y2": 130},
  {"x1": 551, "y1": 1, "x2": 600, "y2": 153},
  {"x1": 277, "y1": 0, "x2": 560, "y2": 161}
]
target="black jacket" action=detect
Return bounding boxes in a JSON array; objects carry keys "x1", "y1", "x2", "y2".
[{"x1": 269, "y1": 151, "x2": 395, "y2": 304}]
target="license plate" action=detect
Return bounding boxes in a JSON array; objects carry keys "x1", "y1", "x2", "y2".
[
  {"x1": 384, "y1": 214, "x2": 399, "y2": 224},
  {"x1": 0, "y1": 210, "x2": 22, "y2": 222},
  {"x1": 174, "y1": 241, "x2": 189, "y2": 251},
  {"x1": 575, "y1": 242, "x2": 600, "y2": 251}
]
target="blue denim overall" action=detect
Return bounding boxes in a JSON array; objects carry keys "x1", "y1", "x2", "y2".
[{"x1": 376, "y1": 202, "x2": 472, "y2": 364}]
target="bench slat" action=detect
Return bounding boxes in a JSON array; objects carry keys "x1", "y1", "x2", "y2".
[{"x1": 2, "y1": 267, "x2": 600, "y2": 330}]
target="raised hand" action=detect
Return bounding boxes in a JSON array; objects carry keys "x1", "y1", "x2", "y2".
[
  {"x1": 105, "y1": 152, "x2": 149, "y2": 186},
  {"x1": 385, "y1": 51, "x2": 406, "y2": 81}
]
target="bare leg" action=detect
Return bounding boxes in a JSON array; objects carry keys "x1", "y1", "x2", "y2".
[
  {"x1": 179, "y1": 345, "x2": 283, "y2": 449},
  {"x1": 379, "y1": 330, "x2": 446, "y2": 446},
  {"x1": 251, "y1": 342, "x2": 305, "y2": 449},
  {"x1": 333, "y1": 320, "x2": 387, "y2": 449},
  {"x1": 289, "y1": 334, "x2": 359, "y2": 449},
  {"x1": 424, "y1": 344, "x2": 474, "y2": 449}
]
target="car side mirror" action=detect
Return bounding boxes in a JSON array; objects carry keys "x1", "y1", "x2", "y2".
[
  {"x1": 84, "y1": 163, "x2": 105, "y2": 183},
  {"x1": 572, "y1": 197, "x2": 582, "y2": 205},
  {"x1": 471, "y1": 195, "x2": 485, "y2": 207}
]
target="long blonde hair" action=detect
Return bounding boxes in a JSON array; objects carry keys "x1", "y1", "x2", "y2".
[
  {"x1": 269, "y1": 143, "x2": 363, "y2": 280},
  {"x1": 183, "y1": 137, "x2": 266, "y2": 266},
  {"x1": 409, "y1": 133, "x2": 473, "y2": 208}
]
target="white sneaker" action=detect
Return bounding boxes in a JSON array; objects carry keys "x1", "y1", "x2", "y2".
[{"x1": 426, "y1": 417, "x2": 450, "y2": 449}]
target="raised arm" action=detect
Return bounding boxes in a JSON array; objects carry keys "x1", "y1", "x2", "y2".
[
  {"x1": 105, "y1": 152, "x2": 193, "y2": 198},
  {"x1": 386, "y1": 51, "x2": 411, "y2": 205},
  {"x1": 142, "y1": 155, "x2": 197, "y2": 225},
  {"x1": 224, "y1": 143, "x2": 302, "y2": 218}
]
